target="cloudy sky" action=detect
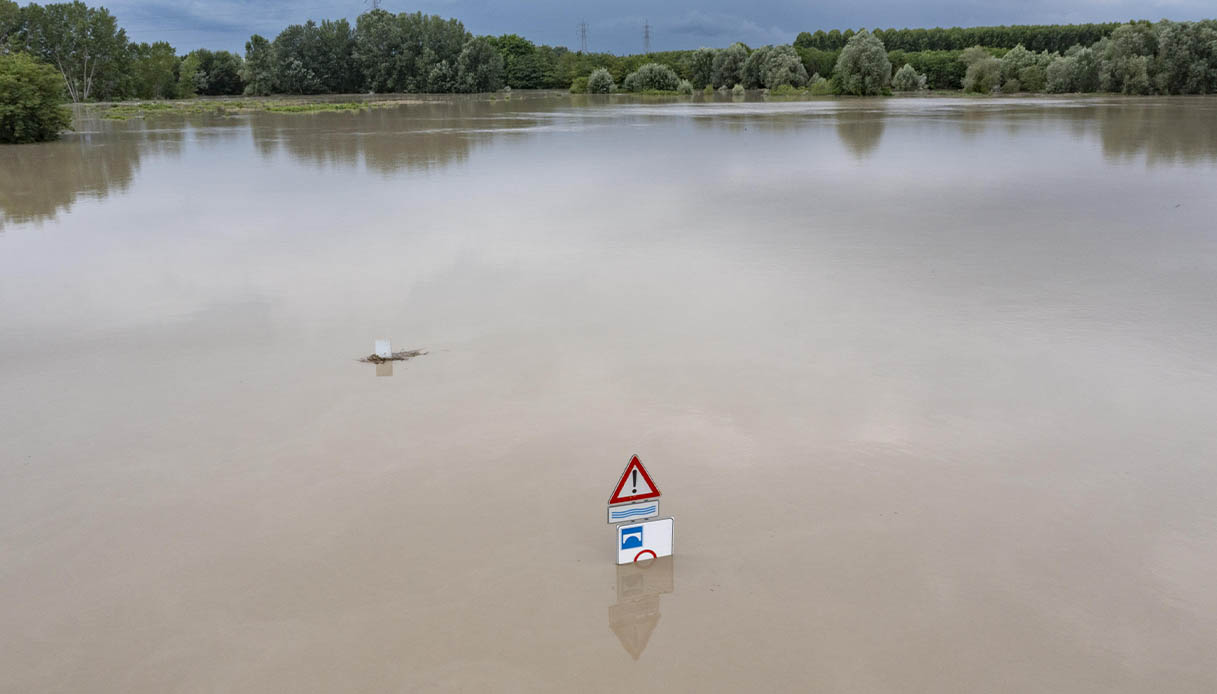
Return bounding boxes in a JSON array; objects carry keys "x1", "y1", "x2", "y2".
[{"x1": 104, "y1": 0, "x2": 1215, "y2": 54}]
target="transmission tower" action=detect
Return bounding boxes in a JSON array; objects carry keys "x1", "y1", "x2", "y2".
[
  {"x1": 577, "y1": 20, "x2": 588, "y2": 53},
  {"x1": 366, "y1": 0, "x2": 381, "y2": 9},
  {"x1": 642, "y1": 19, "x2": 652, "y2": 54}
]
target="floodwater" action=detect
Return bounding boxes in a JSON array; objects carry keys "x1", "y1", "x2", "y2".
[{"x1": 2, "y1": 92, "x2": 1216, "y2": 693}]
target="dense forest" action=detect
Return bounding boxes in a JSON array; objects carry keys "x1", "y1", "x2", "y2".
[{"x1": 1, "y1": 0, "x2": 1216, "y2": 102}]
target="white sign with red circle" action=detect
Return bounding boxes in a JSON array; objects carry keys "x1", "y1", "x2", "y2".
[{"x1": 616, "y1": 517, "x2": 674, "y2": 565}]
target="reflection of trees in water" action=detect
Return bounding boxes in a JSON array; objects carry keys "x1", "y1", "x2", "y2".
[
  {"x1": 249, "y1": 98, "x2": 545, "y2": 174},
  {"x1": 951, "y1": 99, "x2": 1217, "y2": 166},
  {"x1": 835, "y1": 108, "x2": 886, "y2": 158},
  {"x1": 0, "y1": 121, "x2": 183, "y2": 229},
  {"x1": 1093, "y1": 101, "x2": 1217, "y2": 166}
]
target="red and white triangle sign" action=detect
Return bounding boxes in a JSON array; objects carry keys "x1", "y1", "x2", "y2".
[{"x1": 608, "y1": 455, "x2": 661, "y2": 505}]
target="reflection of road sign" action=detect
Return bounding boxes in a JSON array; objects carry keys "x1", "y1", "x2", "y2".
[
  {"x1": 617, "y1": 555, "x2": 674, "y2": 602},
  {"x1": 616, "y1": 517, "x2": 673, "y2": 565},
  {"x1": 610, "y1": 547, "x2": 675, "y2": 660},
  {"x1": 609, "y1": 595, "x2": 660, "y2": 660},
  {"x1": 608, "y1": 500, "x2": 659, "y2": 524},
  {"x1": 608, "y1": 455, "x2": 661, "y2": 505}
]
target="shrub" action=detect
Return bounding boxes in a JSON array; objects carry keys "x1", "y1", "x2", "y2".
[
  {"x1": 676, "y1": 79, "x2": 693, "y2": 95},
  {"x1": 703, "y1": 85, "x2": 714, "y2": 95},
  {"x1": 833, "y1": 29, "x2": 891, "y2": 95},
  {"x1": 963, "y1": 57, "x2": 1003, "y2": 92},
  {"x1": 586, "y1": 67, "x2": 615, "y2": 93},
  {"x1": 622, "y1": 62, "x2": 680, "y2": 92},
  {"x1": 768, "y1": 84, "x2": 801, "y2": 96},
  {"x1": 891, "y1": 63, "x2": 927, "y2": 91},
  {"x1": 1018, "y1": 65, "x2": 1047, "y2": 92},
  {"x1": 569, "y1": 76, "x2": 588, "y2": 93},
  {"x1": 0, "y1": 53, "x2": 73, "y2": 144},
  {"x1": 809, "y1": 75, "x2": 833, "y2": 95},
  {"x1": 731, "y1": 83, "x2": 745, "y2": 96},
  {"x1": 1001, "y1": 78, "x2": 1021, "y2": 93}
]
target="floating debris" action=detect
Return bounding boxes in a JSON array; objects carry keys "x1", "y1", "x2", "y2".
[{"x1": 361, "y1": 350, "x2": 426, "y2": 364}]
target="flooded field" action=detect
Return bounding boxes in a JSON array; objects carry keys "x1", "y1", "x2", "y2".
[{"x1": 2, "y1": 93, "x2": 1216, "y2": 692}]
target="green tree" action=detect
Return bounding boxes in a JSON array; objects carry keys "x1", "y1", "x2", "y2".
[
  {"x1": 1098, "y1": 24, "x2": 1156, "y2": 94},
  {"x1": 272, "y1": 22, "x2": 324, "y2": 93},
  {"x1": 128, "y1": 41, "x2": 177, "y2": 99},
  {"x1": 586, "y1": 66, "x2": 614, "y2": 93},
  {"x1": 1154, "y1": 20, "x2": 1217, "y2": 94},
  {"x1": 242, "y1": 34, "x2": 274, "y2": 95},
  {"x1": 891, "y1": 63, "x2": 926, "y2": 90},
  {"x1": 314, "y1": 19, "x2": 357, "y2": 93},
  {"x1": 622, "y1": 62, "x2": 679, "y2": 91},
  {"x1": 833, "y1": 29, "x2": 890, "y2": 95},
  {"x1": 961, "y1": 45, "x2": 1002, "y2": 92},
  {"x1": 456, "y1": 36, "x2": 503, "y2": 92},
  {"x1": 179, "y1": 49, "x2": 244, "y2": 96},
  {"x1": 353, "y1": 9, "x2": 403, "y2": 92},
  {"x1": 0, "y1": 52, "x2": 72, "y2": 143},
  {"x1": 176, "y1": 51, "x2": 203, "y2": 97},
  {"x1": 711, "y1": 42, "x2": 747, "y2": 88},
  {"x1": 18, "y1": 1, "x2": 129, "y2": 101},
  {"x1": 1000, "y1": 44, "x2": 1037, "y2": 83},
  {"x1": 490, "y1": 34, "x2": 542, "y2": 88},
  {"x1": 764, "y1": 45, "x2": 808, "y2": 87},
  {"x1": 741, "y1": 45, "x2": 773, "y2": 88},
  {"x1": 1, "y1": 0, "x2": 20, "y2": 49},
  {"x1": 689, "y1": 47, "x2": 715, "y2": 88}
]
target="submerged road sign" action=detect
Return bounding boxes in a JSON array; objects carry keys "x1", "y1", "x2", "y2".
[
  {"x1": 607, "y1": 500, "x2": 660, "y2": 524},
  {"x1": 616, "y1": 517, "x2": 674, "y2": 565},
  {"x1": 608, "y1": 455, "x2": 661, "y2": 505},
  {"x1": 609, "y1": 556, "x2": 674, "y2": 660}
]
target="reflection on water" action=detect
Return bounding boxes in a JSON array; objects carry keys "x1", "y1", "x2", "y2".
[
  {"x1": 250, "y1": 100, "x2": 545, "y2": 174},
  {"x1": 0, "y1": 124, "x2": 181, "y2": 229},
  {"x1": 4, "y1": 96, "x2": 1215, "y2": 231},
  {"x1": 2, "y1": 93, "x2": 1217, "y2": 692},
  {"x1": 835, "y1": 106, "x2": 887, "y2": 158},
  {"x1": 609, "y1": 557, "x2": 674, "y2": 660}
]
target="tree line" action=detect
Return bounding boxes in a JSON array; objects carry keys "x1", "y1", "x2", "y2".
[
  {"x1": 2, "y1": 0, "x2": 1216, "y2": 109},
  {"x1": 794, "y1": 24, "x2": 1123, "y2": 53}
]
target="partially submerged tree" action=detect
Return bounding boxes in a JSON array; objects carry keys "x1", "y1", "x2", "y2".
[
  {"x1": 622, "y1": 62, "x2": 679, "y2": 91},
  {"x1": 586, "y1": 66, "x2": 614, "y2": 93},
  {"x1": 833, "y1": 29, "x2": 891, "y2": 95},
  {"x1": 456, "y1": 36, "x2": 503, "y2": 92},
  {"x1": 891, "y1": 63, "x2": 927, "y2": 91},
  {"x1": 711, "y1": 42, "x2": 747, "y2": 89},
  {"x1": 0, "y1": 52, "x2": 73, "y2": 143},
  {"x1": 128, "y1": 41, "x2": 177, "y2": 99},
  {"x1": 242, "y1": 34, "x2": 275, "y2": 96},
  {"x1": 689, "y1": 47, "x2": 715, "y2": 88},
  {"x1": 961, "y1": 45, "x2": 1002, "y2": 92}
]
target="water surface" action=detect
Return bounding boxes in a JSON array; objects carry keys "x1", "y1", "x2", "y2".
[{"x1": 2, "y1": 93, "x2": 1216, "y2": 693}]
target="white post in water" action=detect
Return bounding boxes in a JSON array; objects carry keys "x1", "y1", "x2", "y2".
[{"x1": 374, "y1": 339, "x2": 392, "y2": 359}]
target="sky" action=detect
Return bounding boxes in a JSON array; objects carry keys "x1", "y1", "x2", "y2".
[{"x1": 103, "y1": 0, "x2": 1217, "y2": 54}]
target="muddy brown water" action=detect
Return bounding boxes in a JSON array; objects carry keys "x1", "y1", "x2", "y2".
[{"x1": 2, "y1": 93, "x2": 1216, "y2": 692}]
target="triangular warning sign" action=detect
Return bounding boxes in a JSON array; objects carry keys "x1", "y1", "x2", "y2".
[{"x1": 608, "y1": 455, "x2": 660, "y2": 505}]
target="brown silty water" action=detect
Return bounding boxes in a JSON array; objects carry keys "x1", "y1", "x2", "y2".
[{"x1": 2, "y1": 93, "x2": 1216, "y2": 692}]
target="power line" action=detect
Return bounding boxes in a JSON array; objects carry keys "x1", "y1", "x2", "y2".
[
  {"x1": 642, "y1": 19, "x2": 651, "y2": 54},
  {"x1": 576, "y1": 20, "x2": 588, "y2": 53}
]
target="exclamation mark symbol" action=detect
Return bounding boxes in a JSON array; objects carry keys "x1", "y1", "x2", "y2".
[{"x1": 632, "y1": 469, "x2": 638, "y2": 494}]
